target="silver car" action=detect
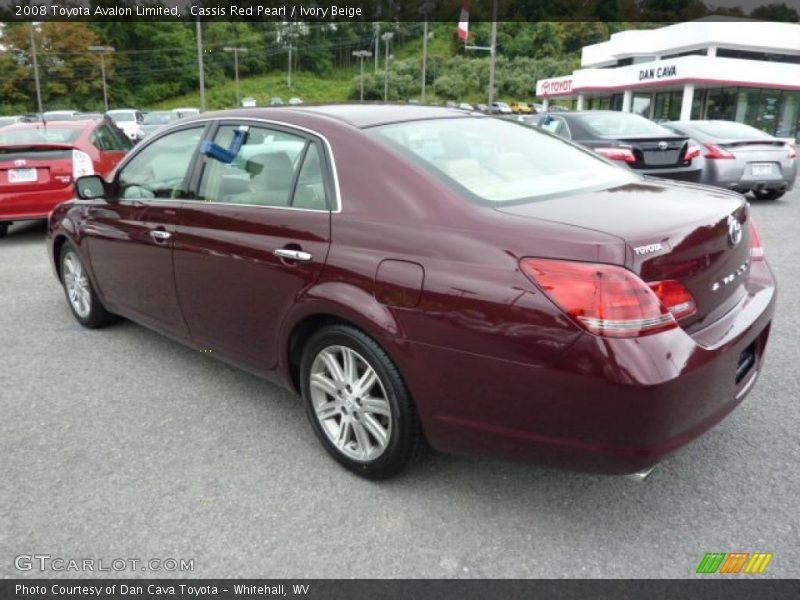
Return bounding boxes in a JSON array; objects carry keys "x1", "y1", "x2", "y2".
[{"x1": 665, "y1": 120, "x2": 797, "y2": 200}]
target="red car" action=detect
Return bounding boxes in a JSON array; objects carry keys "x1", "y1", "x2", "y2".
[
  {"x1": 47, "y1": 106, "x2": 776, "y2": 480},
  {"x1": 0, "y1": 119, "x2": 131, "y2": 238}
]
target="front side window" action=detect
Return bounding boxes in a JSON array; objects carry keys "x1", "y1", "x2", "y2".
[
  {"x1": 117, "y1": 126, "x2": 204, "y2": 200},
  {"x1": 370, "y1": 117, "x2": 633, "y2": 205},
  {"x1": 198, "y1": 124, "x2": 328, "y2": 209}
]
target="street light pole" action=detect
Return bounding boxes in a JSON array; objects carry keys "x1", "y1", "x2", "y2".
[
  {"x1": 29, "y1": 23, "x2": 43, "y2": 115},
  {"x1": 196, "y1": 21, "x2": 206, "y2": 112},
  {"x1": 382, "y1": 32, "x2": 393, "y2": 103},
  {"x1": 352, "y1": 50, "x2": 372, "y2": 102},
  {"x1": 88, "y1": 46, "x2": 115, "y2": 112},
  {"x1": 224, "y1": 46, "x2": 248, "y2": 107}
]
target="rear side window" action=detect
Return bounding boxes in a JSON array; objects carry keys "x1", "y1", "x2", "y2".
[
  {"x1": 370, "y1": 117, "x2": 633, "y2": 204},
  {"x1": 0, "y1": 127, "x2": 81, "y2": 145},
  {"x1": 117, "y1": 126, "x2": 204, "y2": 200},
  {"x1": 198, "y1": 124, "x2": 329, "y2": 210}
]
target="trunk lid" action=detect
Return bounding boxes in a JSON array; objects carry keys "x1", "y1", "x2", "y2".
[
  {"x1": 496, "y1": 179, "x2": 751, "y2": 331},
  {"x1": 0, "y1": 144, "x2": 75, "y2": 194},
  {"x1": 605, "y1": 134, "x2": 691, "y2": 169}
]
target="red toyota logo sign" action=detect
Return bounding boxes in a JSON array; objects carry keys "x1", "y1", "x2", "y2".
[{"x1": 541, "y1": 79, "x2": 573, "y2": 95}]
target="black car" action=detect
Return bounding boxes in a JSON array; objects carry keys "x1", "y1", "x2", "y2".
[{"x1": 517, "y1": 111, "x2": 703, "y2": 182}]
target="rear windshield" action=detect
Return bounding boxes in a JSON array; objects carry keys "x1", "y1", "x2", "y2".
[
  {"x1": 0, "y1": 127, "x2": 81, "y2": 145},
  {"x1": 143, "y1": 112, "x2": 173, "y2": 125},
  {"x1": 369, "y1": 117, "x2": 634, "y2": 204},
  {"x1": 577, "y1": 112, "x2": 674, "y2": 137},
  {"x1": 108, "y1": 111, "x2": 136, "y2": 122},
  {"x1": 692, "y1": 121, "x2": 771, "y2": 140}
]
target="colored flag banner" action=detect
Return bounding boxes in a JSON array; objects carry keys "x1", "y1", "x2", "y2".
[{"x1": 457, "y1": 0, "x2": 469, "y2": 41}]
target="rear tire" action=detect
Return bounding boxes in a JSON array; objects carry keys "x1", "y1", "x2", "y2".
[
  {"x1": 752, "y1": 189, "x2": 785, "y2": 201},
  {"x1": 59, "y1": 243, "x2": 119, "y2": 328},
  {"x1": 299, "y1": 324, "x2": 422, "y2": 480}
]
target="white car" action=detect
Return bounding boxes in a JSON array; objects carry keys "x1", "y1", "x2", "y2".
[
  {"x1": 288, "y1": 97, "x2": 304, "y2": 106},
  {"x1": 105, "y1": 109, "x2": 145, "y2": 142}
]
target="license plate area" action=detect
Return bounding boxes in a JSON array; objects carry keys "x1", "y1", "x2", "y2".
[
  {"x1": 750, "y1": 163, "x2": 774, "y2": 177},
  {"x1": 8, "y1": 168, "x2": 38, "y2": 183},
  {"x1": 736, "y1": 343, "x2": 756, "y2": 384}
]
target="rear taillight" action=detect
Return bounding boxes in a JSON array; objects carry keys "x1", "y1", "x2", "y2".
[
  {"x1": 595, "y1": 146, "x2": 636, "y2": 163},
  {"x1": 788, "y1": 145, "x2": 797, "y2": 160},
  {"x1": 749, "y1": 219, "x2": 765, "y2": 261},
  {"x1": 703, "y1": 143, "x2": 735, "y2": 159},
  {"x1": 72, "y1": 149, "x2": 94, "y2": 178},
  {"x1": 648, "y1": 280, "x2": 697, "y2": 320},
  {"x1": 520, "y1": 259, "x2": 678, "y2": 338},
  {"x1": 684, "y1": 143, "x2": 701, "y2": 162}
]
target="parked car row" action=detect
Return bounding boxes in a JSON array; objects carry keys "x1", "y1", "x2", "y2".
[{"x1": 508, "y1": 111, "x2": 797, "y2": 199}]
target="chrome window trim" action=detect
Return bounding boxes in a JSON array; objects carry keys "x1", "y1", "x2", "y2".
[{"x1": 125, "y1": 116, "x2": 343, "y2": 214}]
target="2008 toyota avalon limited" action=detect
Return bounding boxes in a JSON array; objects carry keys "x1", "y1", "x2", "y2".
[{"x1": 48, "y1": 105, "x2": 776, "y2": 480}]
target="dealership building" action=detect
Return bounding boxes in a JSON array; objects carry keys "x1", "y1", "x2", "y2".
[{"x1": 535, "y1": 19, "x2": 800, "y2": 140}]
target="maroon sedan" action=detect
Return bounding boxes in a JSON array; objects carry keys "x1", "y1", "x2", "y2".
[
  {"x1": 47, "y1": 106, "x2": 775, "y2": 480},
  {"x1": 0, "y1": 119, "x2": 132, "y2": 238}
]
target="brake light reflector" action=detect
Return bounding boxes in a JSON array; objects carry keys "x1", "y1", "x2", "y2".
[
  {"x1": 703, "y1": 143, "x2": 735, "y2": 159},
  {"x1": 520, "y1": 258, "x2": 677, "y2": 338},
  {"x1": 684, "y1": 143, "x2": 701, "y2": 162},
  {"x1": 72, "y1": 149, "x2": 94, "y2": 178},
  {"x1": 749, "y1": 219, "x2": 764, "y2": 261},
  {"x1": 595, "y1": 146, "x2": 636, "y2": 163},
  {"x1": 647, "y1": 280, "x2": 697, "y2": 320},
  {"x1": 788, "y1": 145, "x2": 797, "y2": 160}
]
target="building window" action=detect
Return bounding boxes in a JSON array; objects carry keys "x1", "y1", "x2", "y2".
[
  {"x1": 632, "y1": 93, "x2": 652, "y2": 117},
  {"x1": 706, "y1": 88, "x2": 738, "y2": 121},
  {"x1": 716, "y1": 48, "x2": 800, "y2": 65},
  {"x1": 652, "y1": 91, "x2": 683, "y2": 121}
]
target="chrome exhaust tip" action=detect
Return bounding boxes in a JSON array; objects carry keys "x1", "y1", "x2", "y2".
[{"x1": 626, "y1": 466, "x2": 656, "y2": 482}]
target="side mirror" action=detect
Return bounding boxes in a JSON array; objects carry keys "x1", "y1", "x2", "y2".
[{"x1": 75, "y1": 175, "x2": 107, "y2": 200}]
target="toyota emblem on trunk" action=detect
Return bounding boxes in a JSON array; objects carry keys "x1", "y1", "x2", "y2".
[
  {"x1": 14, "y1": 159, "x2": 26, "y2": 167},
  {"x1": 657, "y1": 141, "x2": 669, "y2": 150},
  {"x1": 728, "y1": 215, "x2": 742, "y2": 246}
]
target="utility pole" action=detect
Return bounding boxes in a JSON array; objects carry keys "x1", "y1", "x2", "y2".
[
  {"x1": 464, "y1": 0, "x2": 499, "y2": 108},
  {"x1": 373, "y1": 23, "x2": 380, "y2": 73},
  {"x1": 488, "y1": 0, "x2": 498, "y2": 108},
  {"x1": 224, "y1": 46, "x2": 248, "y2": 107},
  {"x1": 352, "y1": 50, "x2": 372, "y2": 102},
  {"x1": 420, "y1": 2, "x2": 434, "y2": 103},
  {"x1": 196, "y1": 21, "x2": 206, "y2": 111},
  {"x1": 382, "y1": 32, "x2": 393, "y2": 103},
  {"x1": 88, "y1": 46, "x2": 114, "y2": 112},
  {"x1": 287, "y1": 44, "x2": 295, "y2": 88},
  {"x1": 29, "y1": 23, "x2": 43, "y2": 116}
]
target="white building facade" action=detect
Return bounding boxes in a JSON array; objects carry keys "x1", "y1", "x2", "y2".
[{"x1": 535, "y1": 19, "x2": 800, "y2": 140}]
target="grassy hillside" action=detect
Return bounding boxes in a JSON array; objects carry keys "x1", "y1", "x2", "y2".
[{"x1": 150, "y1": 70, "x2": 358, "y2": 111}]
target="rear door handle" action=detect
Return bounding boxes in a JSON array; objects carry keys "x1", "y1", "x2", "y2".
[
  {"x1": 273, "y1": 248, "x2": 313, "y2": 262},
  {"x1": 150, "y1": 230, "x2": 172, "y2": 241}
]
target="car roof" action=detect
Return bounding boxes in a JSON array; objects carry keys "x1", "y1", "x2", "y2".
[
  {"x1": 2, "y1": 120, "x2": 94, "y2": 131},
  {"x1": 279, "y1": 104, "x2": 481, "y2": 128}
]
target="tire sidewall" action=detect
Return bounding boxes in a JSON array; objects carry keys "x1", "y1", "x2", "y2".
[
  {"x1": 59, "y1": 243, "x2": 101, "y2": 327},
  {"x1": 299, "y1": 325, "x2": 416, "y2": 479}
]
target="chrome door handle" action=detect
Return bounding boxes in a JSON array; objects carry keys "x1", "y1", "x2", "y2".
[
  {"x1": 150, "y1": 230, "x2": 172, "y2": 240},
  {"x1": 273, "y1": 248, "x2": 312, "y2": 262}
]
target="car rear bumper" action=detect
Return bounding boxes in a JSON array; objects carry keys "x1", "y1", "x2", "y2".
[
  {"x1": 702, "y1": 160, "x2": 797, "y2": 192},
  {"x1": 397, "y1": 260, "x2": 776, "y2": 474},
  {"x1": 635, "y1": 165, "x2": 703, "y2": 182},
  {"x1": 0, "y1": 187, "x2": 73, "y2": 221}
]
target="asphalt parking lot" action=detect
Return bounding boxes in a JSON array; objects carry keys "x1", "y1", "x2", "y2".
[{"x1": 1, "y1": 182, "x2": 799, "y2": 579}]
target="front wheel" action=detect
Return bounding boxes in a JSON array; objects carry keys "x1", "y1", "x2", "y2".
[
  {"x1": 752, "y1": 189, "x2": 785, "y2": 201},
  {"x1": 60, "y1": 244, "x2": 118, "y2": 328},
  {"x1": 300, "y1": 324, "x2": 422, "y2": 480}
]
